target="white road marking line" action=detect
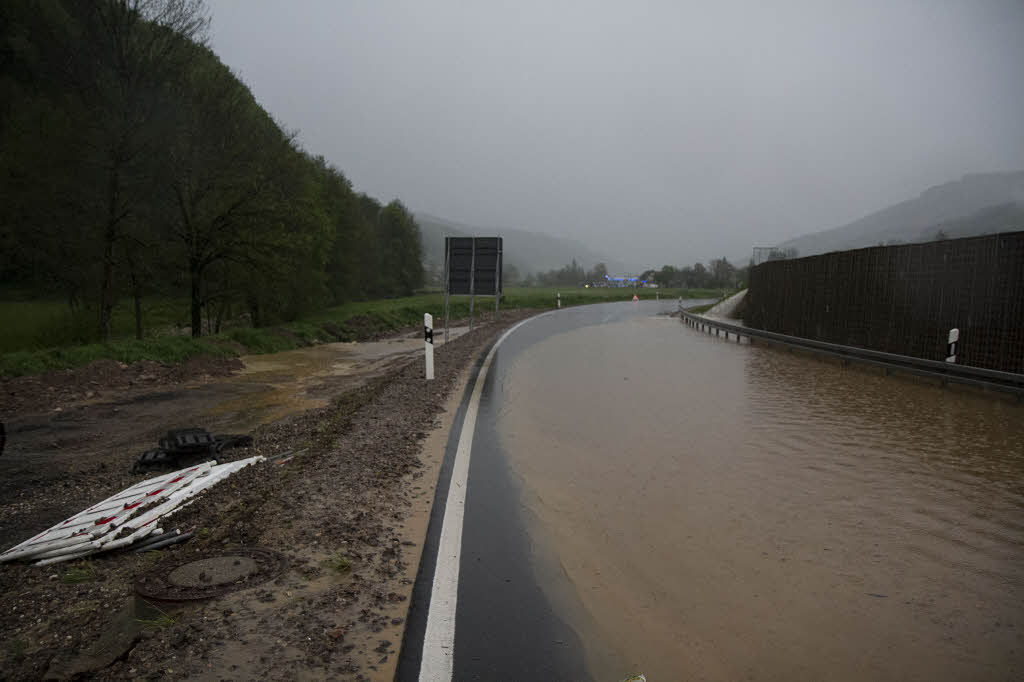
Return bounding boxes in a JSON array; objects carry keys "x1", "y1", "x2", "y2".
[{"x1": 418, "y1": 312, "x2": 554, "y2": 681}]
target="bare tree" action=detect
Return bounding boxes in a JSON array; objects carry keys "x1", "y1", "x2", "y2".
[
  {"x1": 66, "y1": 0, "x2": 209, "y2": 340},
  {"x1": 162, "y1": 52, "x2": 300, "y2": 336}
]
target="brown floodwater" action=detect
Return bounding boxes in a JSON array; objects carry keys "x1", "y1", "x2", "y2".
[{"x1": 497, "y1": 311, "x2": 1024, "y2": 681}]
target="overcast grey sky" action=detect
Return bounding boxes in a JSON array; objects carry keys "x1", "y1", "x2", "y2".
[{"x1": 207, "y1": 0, "x2": 1024, "y2": 267}]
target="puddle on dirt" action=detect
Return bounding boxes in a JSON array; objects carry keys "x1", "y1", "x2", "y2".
[
  {"x1": 0, "y1": 325, "x2": 469, "y2": 550},
  {"x1": 206, "y1": 327, "x2": 470, "y2": 433},
  {"x1": 498, "y1": 313, "x2": 1024, "y2": 681}
]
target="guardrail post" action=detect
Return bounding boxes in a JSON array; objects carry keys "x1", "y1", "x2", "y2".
[
  {"x1": 946, "y1": 328, "x2": 959, "y2": 363},
  {"x1": 424, "y1": 313, "x2": 434, "y2": 380}
]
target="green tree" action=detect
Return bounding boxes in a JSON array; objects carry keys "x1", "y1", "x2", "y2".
[
  {"x1": 161, "y1": 47, "x2": 300, "y2": 336},
  {"x1": 0, "y1": 0, "x2": 428, "y2": 349},
  {"x1": 709, "y1": 257, "x2": 736, "y2": 288},
  {"x1": 377, "y1": 201, "x2": 424, "y2": 297},
  {"x1": 71, "y1": 0, "x2": 209, "y2": 339},
  {"x1": 502, "y1": 264, "x2": 521, "y2": 287},
  {"x1": 655, "y1": 265, "x2": 678, "y2": 288}
]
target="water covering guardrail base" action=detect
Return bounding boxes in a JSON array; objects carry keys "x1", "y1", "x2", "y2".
[{"x1": 679, "y1": 305, "x2": 1024, "y2": 398}]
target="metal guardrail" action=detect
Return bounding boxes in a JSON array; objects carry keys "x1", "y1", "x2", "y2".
[{"x1": 678, "y1": 304, "x2": 1024, "y2": 398}]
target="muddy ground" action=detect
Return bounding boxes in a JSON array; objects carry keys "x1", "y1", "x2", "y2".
[{"x1": 0, "y1": 310, "x2": 532, "y2": 680}]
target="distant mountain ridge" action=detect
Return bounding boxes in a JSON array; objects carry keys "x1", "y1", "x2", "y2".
[
  {"x1": 775, "y1": 171, "x2": 1024, "y2": 256},
  {"x1": 415, "y1": 212, "x2": 625, "y2": 276}
]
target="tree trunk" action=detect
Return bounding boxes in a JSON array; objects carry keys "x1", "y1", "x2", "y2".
[
  {"x1": 248, "y1": 296, "x2": 260, "y2": 328},
  {"x1": 98, "y1": 225, "x2": 116, "y2": 341},
  {"x1": 190, "y1": 260, "x2": 203, "y2": 338},
  {"x1": 130, "y1": 269, "x2": 143, "y2": 340},
  {"x1": 98, "y1": 163, "x2": 120, "y2": 341},
  {"x1": 215, "y1": 299, "x2": 227, "y2": 334}
]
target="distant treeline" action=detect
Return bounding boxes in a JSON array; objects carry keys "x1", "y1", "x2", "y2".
[
  {"x1": 0, "y1": 0, "x2": 423, "y2": 341},
  {"x1": 647, "y1": 259, "x2": 747, "y2": 289},
  {"x1": 514, "y1": 260, "x2": 608, "y2": 287},
  {"x1": 513, "y1": 258, "x2": 747, "y2": 289}
]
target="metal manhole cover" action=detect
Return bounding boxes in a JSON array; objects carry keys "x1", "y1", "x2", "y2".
[{"x1": 135, "y1": 548, "x2": 288, "y2": 601}]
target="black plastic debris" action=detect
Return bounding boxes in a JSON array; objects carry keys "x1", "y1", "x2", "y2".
[{"x1": 132, "y1": 428, "x2": 253, "y2": 474}]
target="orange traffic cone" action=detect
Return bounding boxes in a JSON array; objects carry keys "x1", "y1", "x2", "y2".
[{"x1": 632, "y1": 294, "x2": 639, "y2": 302}]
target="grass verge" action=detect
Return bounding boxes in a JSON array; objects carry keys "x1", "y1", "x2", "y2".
[
  {"x1": 61, "y1": 562, "x2": 96, "y2": 584},
  {"x1": 684, "y1": 289, "x2": 743, "y2": 315},
  {"x1": 0, "y1": 287, "x2": 726, "y2": 378}
]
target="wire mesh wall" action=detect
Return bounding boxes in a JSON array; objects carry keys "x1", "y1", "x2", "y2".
[{"x1": 745, "y1": 231, "x2": 1024, "y2": 373}]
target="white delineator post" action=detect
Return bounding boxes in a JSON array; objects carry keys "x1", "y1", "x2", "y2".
[
  {"x1": 946, "y1": 327, "x2": 959, "y2": 363},
  {"x1": 425, "y1": 313, "x2": 434, "y2": 380},
  {"x1": 557, "y1": 292, "x2": 561, "y2": 309}
]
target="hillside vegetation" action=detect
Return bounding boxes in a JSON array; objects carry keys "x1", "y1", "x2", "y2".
[
  {"x1": 0, "y1": 0, "x2": 423, "y2": 344},
  {"x1": 775, "y1": 171, "x2": 1024, "y2": 256},
  {"x1": 0, "y1": 1, "x2": 737, "y2": 380},
  {"x1": 0, "y1": 287, "x2": 724, "y2": 377},
  {"x1": 415, "y1": 212, "x2": 624, "y2": 283}
]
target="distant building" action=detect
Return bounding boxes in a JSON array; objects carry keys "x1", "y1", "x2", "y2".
[{"x1": 603, "y1": 274, "x2": 648, "y2": 288}]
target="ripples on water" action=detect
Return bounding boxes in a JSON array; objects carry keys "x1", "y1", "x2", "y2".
[
  {"x1": 741, "y1": 347, "x2": 1024, "y2": 587},
  {"x1": 498, "y1": 311, "x2": 1024, "y2": 680}
]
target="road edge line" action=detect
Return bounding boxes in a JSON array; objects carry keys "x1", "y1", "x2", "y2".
[{"x1": 418, "y1": 311, "x2": 554, "y2": 681}]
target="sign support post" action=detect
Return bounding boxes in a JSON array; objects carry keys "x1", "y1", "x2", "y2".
[
  {"x1": 443, "y1": 239, "x2": 451, "y2": 344},
  {"x1": 468, "y1": 237, "x2": 476, "y2": 332},
  {"x1": 494, "y1": 238, "x2": 502, "y2": 318}
]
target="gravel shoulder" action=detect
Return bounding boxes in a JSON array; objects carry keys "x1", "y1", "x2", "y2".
[{"x1": 0, "y1": 310, "x2": 535, "y2": 680}]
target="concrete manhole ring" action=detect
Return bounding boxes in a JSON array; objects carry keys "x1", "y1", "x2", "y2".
[{"x1": 135, "y1": 548, "x2": 288, "y2": 601}]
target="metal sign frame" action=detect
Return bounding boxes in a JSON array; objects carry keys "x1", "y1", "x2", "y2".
[{"x1": 443, "y1": 236, "x2": 503, "y2": 342}]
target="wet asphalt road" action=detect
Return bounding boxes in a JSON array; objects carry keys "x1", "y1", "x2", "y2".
[
  {"x1": 401, "y1": 299, "x2": 1024, "y2": 681},
  {"x1": 400, "y1": 300, "x2": 696, "y2": 681}
]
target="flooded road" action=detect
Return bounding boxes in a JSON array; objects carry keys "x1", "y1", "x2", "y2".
[{"x1": 477, "y1": 301, "x2": 1023, "y2": 680}]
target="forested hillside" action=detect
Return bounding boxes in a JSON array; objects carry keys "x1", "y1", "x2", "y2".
[
  {"x1": 774, "y1": 171, "x2": 1024, "y2": 256},
  {"x1": 415, "y1": 212, "x2": 625, "y2": 284},
  {"x1": 0, "y1": 0, "x2": 423, "y2": 342}
]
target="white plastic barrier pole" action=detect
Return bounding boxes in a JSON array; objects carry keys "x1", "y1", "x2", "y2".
[
  {"x1": 946, "y1": 327, "x2": 959, "y2": 363},
  {"x1": 425, "y1": 313, "x2": 435, "y2": 380},
  {"x1": 557, "y1": 292, "x2": 561, "y2": 309}
]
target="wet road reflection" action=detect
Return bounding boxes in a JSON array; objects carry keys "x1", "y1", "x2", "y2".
[{"x1": 495, "y1": 304, "x2": 1024, "y2": 681}]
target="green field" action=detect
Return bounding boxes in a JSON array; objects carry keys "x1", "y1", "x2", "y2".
[
  {"x1": 0, "y1": 287, "x2": 725, "y2": 378},
  {"x1": 0, "y1": 296, "x2": 191, "y2": 354}
]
